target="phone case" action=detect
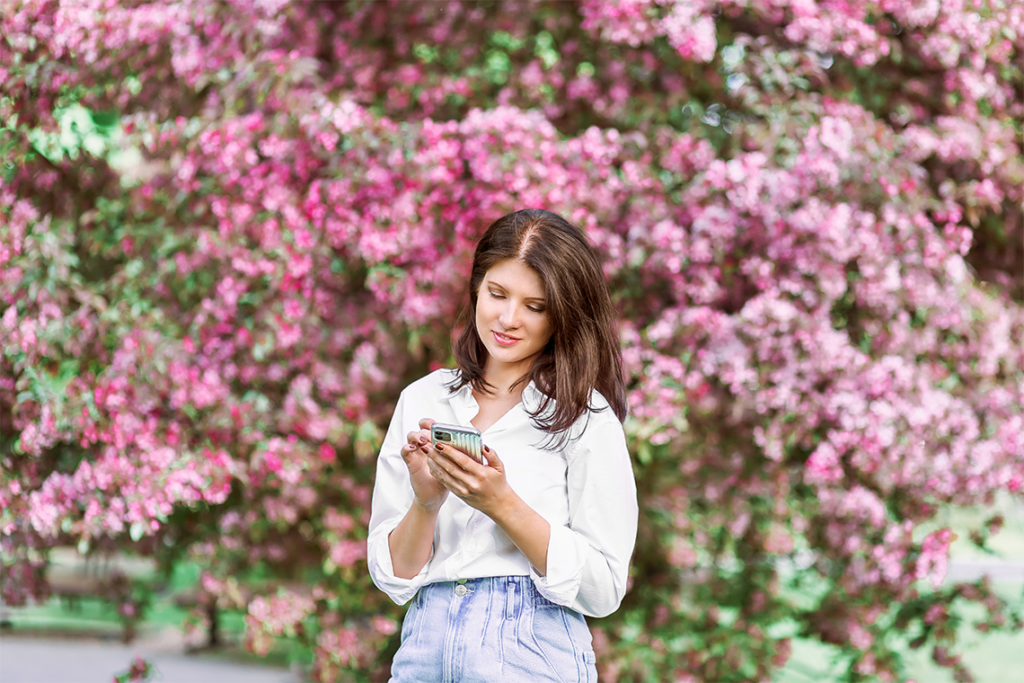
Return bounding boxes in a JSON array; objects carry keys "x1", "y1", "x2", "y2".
[{"x1": 431, "y1": 422, "x2": 487, "y2": 465}]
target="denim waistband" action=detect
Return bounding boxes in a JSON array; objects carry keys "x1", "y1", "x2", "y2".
[{"x1": 420, "y1": 575, "x2": 555, "y2": 609}]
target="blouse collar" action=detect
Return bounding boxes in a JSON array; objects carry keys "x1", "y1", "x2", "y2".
[{"x1": 440, "y1": 372, "x2": 553, "y2": 429}]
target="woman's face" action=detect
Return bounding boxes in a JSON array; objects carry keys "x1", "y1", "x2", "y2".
[{"x1": 475, "y1": 259, "x2": 553, "y2": 377}]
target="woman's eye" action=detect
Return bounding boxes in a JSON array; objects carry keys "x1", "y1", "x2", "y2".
[{"x1": 488, "y1": 290, "x2": 542, "y2": 312}]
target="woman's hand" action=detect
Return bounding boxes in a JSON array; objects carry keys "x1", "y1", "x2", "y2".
[
  {"x1": 428, "y1": 442, "x2": 552, "y2": 576},
  {"x1": 426, "y1": 442, "x2": 513, "y2": 517},
  {"x1": 402, "y1": 418, "x2": 449, "y2": 511}
]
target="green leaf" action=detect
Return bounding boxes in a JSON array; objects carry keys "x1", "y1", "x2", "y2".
[{"x1": 637, "y1": 440, "x2": 653, "y2": 465}]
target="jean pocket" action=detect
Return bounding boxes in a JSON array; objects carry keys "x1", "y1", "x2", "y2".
[{"x1": 524, "y1": 606, "x2": 591, "y2": 683}]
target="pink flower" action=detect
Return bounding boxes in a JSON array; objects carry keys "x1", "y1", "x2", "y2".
[
  {"x1": 318, "y1": 443, "x2": 336, "y2": 463},
  {"x1": 916, "y1": 529, "x2": 952, "y2": 588},
  {"x1": 264, "y1": 452, "x2": 282, "y2": 473},
  {"x1": 371, "y1": 615, "x2": 397, "y2": 635}
]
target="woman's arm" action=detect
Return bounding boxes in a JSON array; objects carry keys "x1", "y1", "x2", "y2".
[
  {"x1": 536, "y1": 419, "x2": 638, "y2": 617},
  {"x1": 487, "y1": 487, "x2": 551, "y2": 576},
  {"x1": 388, "y1": 418, "x2": 450, "y2": 578},
  {"x1": 367, "y1": 403, "x2": 447, "y2": 604},
  {"x1": 388, "y1": 497, "x2": 442, "y2": 579},
  {"x1": 427, "y1": 443, "x2": 551, "y2": 575}
]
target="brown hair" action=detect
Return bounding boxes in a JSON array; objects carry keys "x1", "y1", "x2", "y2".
[{"x1": 450, "y1": 209, "x2": 627, "y2": 447}]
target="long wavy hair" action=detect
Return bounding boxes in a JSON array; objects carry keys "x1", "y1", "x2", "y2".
[{"x1": 450, "y1": 209, "x2": 627, "y2": 447}]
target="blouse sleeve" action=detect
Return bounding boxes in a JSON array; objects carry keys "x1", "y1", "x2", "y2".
[
  {"x1": 366, "y1": 391, "x2": 431, "y2": 605},
  {"x1": 530, "y1": 418, "x2": 638, "y2": 617}
]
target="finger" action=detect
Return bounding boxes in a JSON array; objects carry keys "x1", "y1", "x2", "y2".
[
  {"x1": 434, "y1": 442, "x2": 481, "y2": 472},
  {"x1": 426, "y1": 458, "x2": 444, "y2": 482},
  {"x1": 428, "y1": 447, "x2": 463, "y2": 477},
  {"x1": 429, "y1": 448, "x2": 479, "y2": 489},
  {"x1": 427, "y1": 460, "x2": 449, "y2": 490},
  {"x1": 482, "y1": 444, "x2": 500, "y2": 468},
  {"x1": 428, "y1": 458, "x2": 467, "y2": 496},
  {"x1": 406, "y1": 430, "x2": 429, "y2": 448},
  {"x1": 419, "y1": 418, "x2": 436, "y2": 431},
  {"x1": 406, "y1": 432, "x2": 431, "y2": 458},
  {"x1": 404, "y1": 445, "x2": 424, "y2": 467}
]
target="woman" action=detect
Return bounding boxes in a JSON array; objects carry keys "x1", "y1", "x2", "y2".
[{"x1": 368, "y1": 209, "x2": 638, "y2": 682}]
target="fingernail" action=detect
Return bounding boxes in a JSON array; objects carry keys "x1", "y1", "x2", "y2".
[
  {"x1": 435, "y1": 443, "x2": 444, "y2": 451},
  {"x1": 419, "y1": 436, "x2": 427, "y2": 444}
]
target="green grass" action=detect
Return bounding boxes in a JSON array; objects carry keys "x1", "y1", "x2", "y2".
[{"x1": 5, "y1": 596, "x2": 126, "y2": 638}]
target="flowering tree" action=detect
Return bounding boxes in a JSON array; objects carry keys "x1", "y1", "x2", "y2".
[{"x1": 2, "y1": 1, "x2": 1022, "y2": 681}]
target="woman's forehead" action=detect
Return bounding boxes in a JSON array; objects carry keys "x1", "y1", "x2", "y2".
[{"x1": 482, "y1": 259, "x2": 546, "y2": 297}]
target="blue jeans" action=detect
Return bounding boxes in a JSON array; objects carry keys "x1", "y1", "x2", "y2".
[{"x1": 389, "y1": 576, "x2": 598, "y2": 683}]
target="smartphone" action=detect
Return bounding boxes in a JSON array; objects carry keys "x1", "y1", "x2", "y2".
[{"x1": 430, "y1": 422, "x2": 487, "y2": 465}]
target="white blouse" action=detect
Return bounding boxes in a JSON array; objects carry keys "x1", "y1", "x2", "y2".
[{"x1": 367, "y1": 369, "x2": 639, "y2": 618}]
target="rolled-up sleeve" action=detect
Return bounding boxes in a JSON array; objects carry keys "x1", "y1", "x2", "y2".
[
  {"x1": 530, "y1": 419, "x2": 638, "y2": 617},
  {"x1": 366, "y1": 392, "x2": 431, "y2": 605}
]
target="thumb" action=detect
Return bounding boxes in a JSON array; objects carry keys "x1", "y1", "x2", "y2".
[{"x1": 483, "y1": 444, "x2": 501, "y2": 469}]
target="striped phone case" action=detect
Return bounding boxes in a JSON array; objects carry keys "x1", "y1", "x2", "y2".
[{"x1": 430, "y1": 422, "x2": 487, "y2": 465}]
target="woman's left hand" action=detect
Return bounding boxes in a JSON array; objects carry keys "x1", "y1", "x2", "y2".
[{"x1": 427, "y1": 442, "x2": 513, "y2": 517}]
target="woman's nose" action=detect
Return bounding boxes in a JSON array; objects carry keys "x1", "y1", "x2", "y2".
[{"x1": 499, "y1": 303, "x2": 520, "y2": 329}]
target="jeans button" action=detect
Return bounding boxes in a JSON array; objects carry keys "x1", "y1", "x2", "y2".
[{"x1": 454, "y1": 584, "x2": 468, "y2": 597}]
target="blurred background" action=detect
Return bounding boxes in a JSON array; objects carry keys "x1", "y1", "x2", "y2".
[{"x1": 1, "y1": 1, "x2": 1023, "y2": 682}]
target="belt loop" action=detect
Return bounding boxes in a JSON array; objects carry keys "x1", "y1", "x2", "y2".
[{"x1": 505, "y1": 579, "x2": 516, "y2": 620}]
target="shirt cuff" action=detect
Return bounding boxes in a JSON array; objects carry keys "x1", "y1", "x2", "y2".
[
  {"x1": 530, "y1": 524, "x2": 586, "y2": 608},
  {"x1": 368, "y1": 520, "x2": 431, "y2": 606}
]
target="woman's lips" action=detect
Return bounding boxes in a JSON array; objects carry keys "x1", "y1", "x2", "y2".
[{"x1": 493, "y1": 331, "x2": 520, "y2": 347}]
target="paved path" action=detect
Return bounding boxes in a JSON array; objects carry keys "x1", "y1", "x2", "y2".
[
  {"x1": 0, "y1": 630, "x2": 300, "y2": 683},
  {"x1": 946, "y1": 557, "x2": 1024, "y2": 583}
]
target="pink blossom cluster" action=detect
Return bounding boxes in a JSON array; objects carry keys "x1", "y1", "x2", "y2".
[
  {"x1": 310, "y1": 620, "x2": 395, "y2": 682},
  {"x1": 1, "y1": 1, "x2": 1022, "y2": 681},
  {"x1": 582, "y1": 0, "x2": 1024, "y2": 76},
  {"x1": 915, "y1": 528, "x2": 953, "y2": 589},
  {"x1": 245, "y1": 589, "x2": 316, "y2": 655}
]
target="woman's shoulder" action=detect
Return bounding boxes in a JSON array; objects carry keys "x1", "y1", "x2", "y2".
[
  {"x1": 527, "y1": 383, "x2": 619, "y2": 422},
  {"x1": 555, "y1": 389, "x2": 625, "y2": 459},
  {"x1": 561, "y1": 388, "x2": 622, "y2": 439},
  {"x1": 582, "y1": 388, "x2": 621, "y2": 424},
  {"x1": 587, "y1": 389, "x2": 612, "y2": 415}
]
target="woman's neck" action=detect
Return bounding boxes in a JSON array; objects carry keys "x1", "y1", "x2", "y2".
[{"x1": 481, "y1": 360, "x2": 531, "y2": 401}]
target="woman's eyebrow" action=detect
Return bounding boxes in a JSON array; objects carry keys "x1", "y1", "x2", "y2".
[{"x1": 487, "y1": 280, "x2": 546, "y2": 303}]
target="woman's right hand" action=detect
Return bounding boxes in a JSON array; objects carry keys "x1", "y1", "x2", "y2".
[{"x1": 403, "y1": 418, "x2": 449, "y2": 511}]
